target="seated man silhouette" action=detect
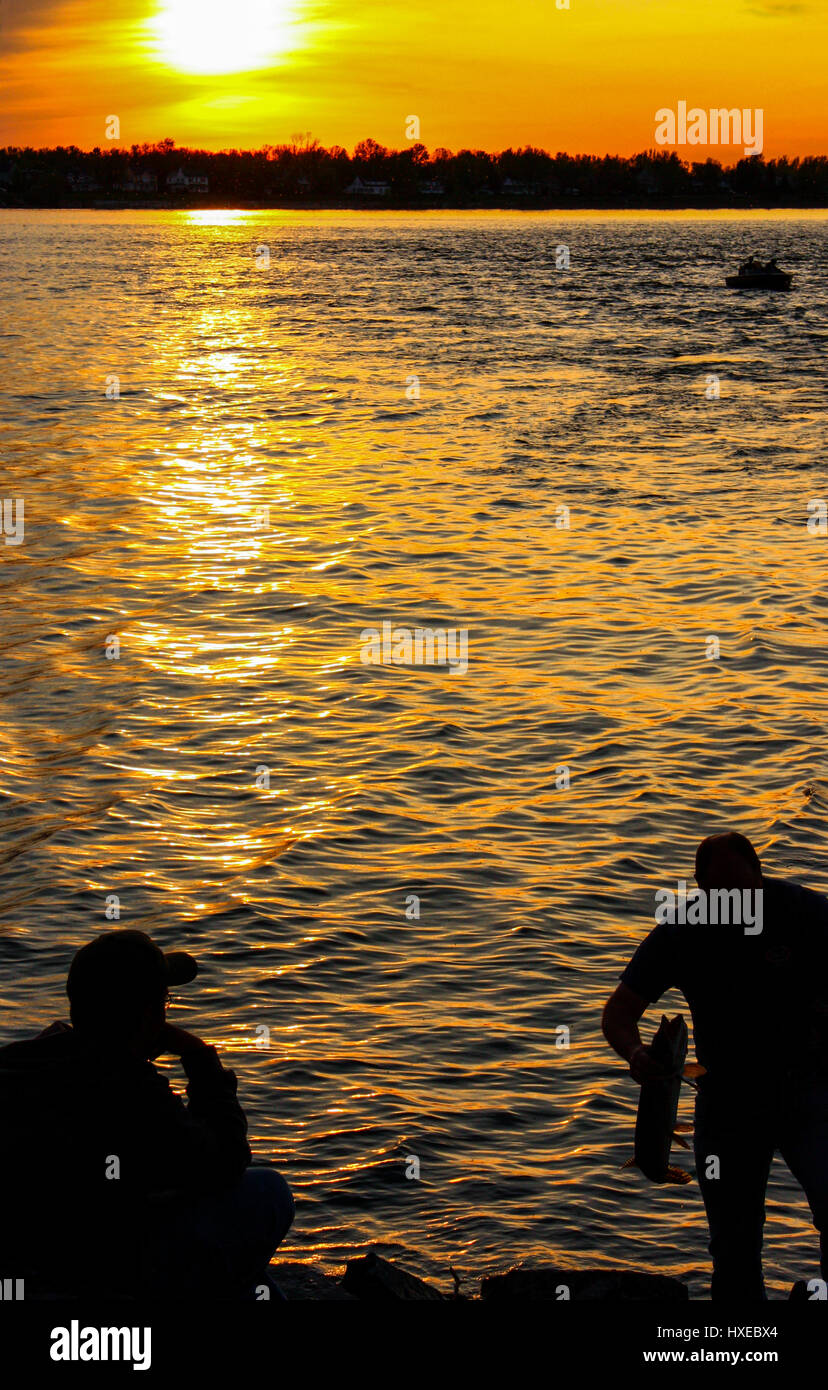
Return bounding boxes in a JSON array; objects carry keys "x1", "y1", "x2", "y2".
[
  {"x1": 0, "y1": 930, "x2": 294, "y2": 1299},
  {"x1": 603, "y1": 832, "x2": 828, "y2": 1300}
]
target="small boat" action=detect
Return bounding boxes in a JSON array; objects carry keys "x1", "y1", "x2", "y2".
[{"x1": 725, "y1": 268, "x2": 792, "y2": 290}]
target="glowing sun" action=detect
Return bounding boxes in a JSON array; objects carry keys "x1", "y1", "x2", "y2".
[{"x1": 152, "y1": 0, "x2": 301, "y2": 75}]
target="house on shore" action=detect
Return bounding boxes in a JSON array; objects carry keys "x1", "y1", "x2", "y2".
[
  {"x1": 345, "y1": 176, "x2": 390, "y2": 197},
  {"x1": 501, "y1": 177, "x2": 531, "y2": 196},
  {"x1": 0, "y1": 162, "x2": 17, "y2": 196},
  {"x1": 113, "y1": 169, "x2": 158, "y2": 195},
  {"x1": 67, "y1": 171, "x2": 103, "y2": 194},
  {"x1": 166, "y1": 167, "x2": 209, "y2": 193}
]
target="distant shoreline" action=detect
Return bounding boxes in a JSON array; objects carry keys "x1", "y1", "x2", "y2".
[
  {"x1": 3, "y1": 198, "x2": 828, "y2": 212},
  {"x1": 4, "y1": 144, "x2": 826, "y2": 212}
]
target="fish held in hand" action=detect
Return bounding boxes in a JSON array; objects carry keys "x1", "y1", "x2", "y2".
[{"x1": 622, "y1": 1014, "x2": 701, "y2": 1185}]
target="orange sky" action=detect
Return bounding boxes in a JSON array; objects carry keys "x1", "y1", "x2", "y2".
[{"x1": 0, "y1": 0, "x2": 825, "y2": 158}]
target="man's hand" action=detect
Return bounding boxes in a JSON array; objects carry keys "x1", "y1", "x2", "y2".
[
  {"x1": 628, "y1": 1043, "x2": 670, "y2": 1083},
  {"x1": 152, "y1": 1022, "x2": 210, "y2": 1058}
]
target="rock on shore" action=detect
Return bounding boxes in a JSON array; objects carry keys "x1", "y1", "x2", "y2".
[
  {"x1": 481, "y1": 1268, "x2": 688, "y2": 1301},
  {"x1": 268, "y1": 1252, "x2": 688, "y2": 1301}
]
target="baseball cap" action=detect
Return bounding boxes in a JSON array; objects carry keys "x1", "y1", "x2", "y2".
[{"x1": 67, "y1": 929, "x2": 198, "y2": 1010}]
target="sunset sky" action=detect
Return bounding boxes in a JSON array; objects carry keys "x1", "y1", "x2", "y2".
[{"x1": 0, "y1": 0, "x2": 824, "y2": 158}]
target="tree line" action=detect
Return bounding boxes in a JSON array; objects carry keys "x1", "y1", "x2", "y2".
[{"x1": 1, "y1": 137, "x2": 827, "y2": 205}]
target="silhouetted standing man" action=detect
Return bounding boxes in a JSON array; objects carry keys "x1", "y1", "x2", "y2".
[{"x1": 603, "y1": 833, "x2": 828, "y2": 1299}]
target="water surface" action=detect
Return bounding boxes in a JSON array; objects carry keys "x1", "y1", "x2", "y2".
[{"x1": 2, "y1": 209, "x2": 828, "y2": 1296}]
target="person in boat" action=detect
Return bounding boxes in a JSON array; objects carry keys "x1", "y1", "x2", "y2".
[
  {"x1": 739, "y1": 255, "x2": 761, "y2": 276},
  {"x1": 0, "y1": 929, "x2": 295, "y2": 1298},
  {"x1": 766, "y1": 256, "x2": 780, "y2": 273},
  {"x1": 602, "y1": 832, "x2": 828, "y2": 1301}
]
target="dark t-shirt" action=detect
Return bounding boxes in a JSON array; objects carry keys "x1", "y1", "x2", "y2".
[
  {"x1": 621, "y1": 876, "x2": 828, "y2": 1079},
  {"x1": 0, "y1": 1024, "x2": 251, "y2": 1296}
]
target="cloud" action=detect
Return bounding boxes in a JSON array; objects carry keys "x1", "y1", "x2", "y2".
[
  {"x1": 1, "y1": 0, "x2": 63, "y2": 47},
  {"x1": 745, "y1": 1, "x2": 810, "y2": 13},
  {"x1": 3, "y1": 0, "x2": 58, "y2": 19}
]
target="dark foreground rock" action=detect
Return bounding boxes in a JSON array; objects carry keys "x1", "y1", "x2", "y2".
[
  {"x1": 481, "y1": 1267, "x2": 688, "y2": 1301},
  {"x1": 267, "y1": 1251, "x2": 689, "y2": 1300},
  {"x1": 787, "y1": 1280, "x2": 825, "y2": 1302},
  {"x1": 269, "y1": 1261, "x2": 356, "y2": 1300},
  {"x1": 342, "y1": 1251, "x2": 444, "y2": 1300}
]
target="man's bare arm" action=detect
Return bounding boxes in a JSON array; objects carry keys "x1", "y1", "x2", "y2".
[{"x1": 602, "y1": 982, "x2": 667, "y2": 1082}]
